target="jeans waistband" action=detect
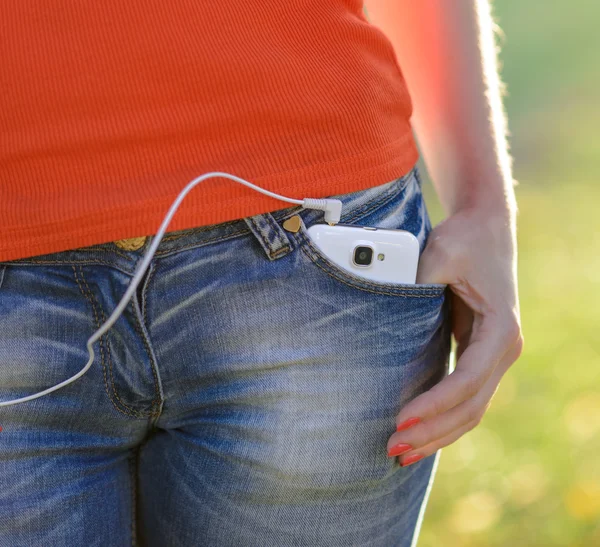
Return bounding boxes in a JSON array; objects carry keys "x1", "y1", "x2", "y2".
[{"x1": 0, "y1": 168, "x2": 419, "y2": 276}]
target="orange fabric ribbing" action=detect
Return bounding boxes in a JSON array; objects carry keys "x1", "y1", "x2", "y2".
[{"x1": 0, "y1": 1, "x2": 418, "y2": 262}]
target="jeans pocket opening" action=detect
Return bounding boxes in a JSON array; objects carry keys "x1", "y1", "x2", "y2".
[{"x1": 292, "y1": 217, "x2": 447, "y2": 299}]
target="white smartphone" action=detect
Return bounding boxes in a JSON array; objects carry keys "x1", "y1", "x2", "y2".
[{"x1": 306, "y1": 223, "x2": 420, "y2": 284}]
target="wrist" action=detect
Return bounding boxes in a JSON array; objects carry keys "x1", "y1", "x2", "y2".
[{"x1": 448, "y1": 171, "x2": 517, "y2": 219}]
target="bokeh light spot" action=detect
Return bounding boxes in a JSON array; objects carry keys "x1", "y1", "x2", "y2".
[
  {"x1": 448, "y1": 491, "x2": 502, "y2": 534},
  {"x1": 563, "y1": 392, "x2": 600, "y2": 442},
  {"x1": 508, "y1": 463, "x2": 549, "y2": 506},
  {"x1": 565, "y1": 482, "x2": 600, "y2": 521}
]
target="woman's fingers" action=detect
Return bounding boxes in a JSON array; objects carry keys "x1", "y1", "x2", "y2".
[
  {"x1": 393, "y1": 311, "x2": 517, "y2": 433},
  {"x1": 388, "y1": 340, "x2": 522, "y2": 461},
  {"x1": 396, "y1": 418, "x2": 480, "y2": 466},
  {"x1": 400, "y1": 207, "x2": 523, "y2": 458}
]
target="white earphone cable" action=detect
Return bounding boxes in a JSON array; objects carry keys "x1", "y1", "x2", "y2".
[{"x1": 0, "y1": 171, "x2": 343, "y2": 407}]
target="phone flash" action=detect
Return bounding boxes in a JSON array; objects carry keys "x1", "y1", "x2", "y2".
[{"x1": 377, "y1": 253, "x2": 385, "y2": 261}]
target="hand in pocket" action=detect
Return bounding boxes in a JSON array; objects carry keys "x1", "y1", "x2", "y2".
[{"x1": 387, "y1": 207, "x2": 524, "y2": 465}]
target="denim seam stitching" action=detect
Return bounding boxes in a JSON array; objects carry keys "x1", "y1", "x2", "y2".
[
  {"x1": 264, "y1": 213, "x2": 285, "y2": 248},
  {"x1": 160, "y1": 218, "x2": 244, "y2": 241},
  {"x1": 96, "y1": 287, "x2": 152, "y2": 417},
  {"x1": 73, "y1": 246, "x2": 133, "y2": 260},
  {"x1": 151, "y1": 228, "x2": 251, "y2": 257},
  {"x1": 248, "y1": 216, "x2": 272, "y2": 256},
  {"x1": 270, "y1": 245, "x2": 292, "y2": 259},
  {"x1": 72, "y1": 265, "x2": 151, "y2": 418},
  {"x1": 140, "y1": 264, "x2": 164, "y2": 419},
  {"x1": 142, "y1": 263, "x2": 157, "y2": 329},
  {"x1": 344, "y1": 176, "x2": 411, "y2": 225},
  {"x1": 130, "y1": 285, "x2": 163, "y2": 412},
  {"x1": 413, "y1": 165, "x2": 424, "y2": 188},
  {"x1": 265, "y1": 214, "x2": 292, "y2": 258},
  {"x1": 80, "y1": 266, "x2": 151, "y2": 417}
]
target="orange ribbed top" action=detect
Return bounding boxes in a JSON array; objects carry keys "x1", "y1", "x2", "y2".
[{"x1": 0, "y1": 1, "x2": 418, "y2": 262}]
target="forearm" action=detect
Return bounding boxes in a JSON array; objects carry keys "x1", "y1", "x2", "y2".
[
  {"x1": 364, "y1": 0, "x2": 516, "y2": 217},
  {"x1": 371, "y1": 2, "x2": 524, "y2": 468}
]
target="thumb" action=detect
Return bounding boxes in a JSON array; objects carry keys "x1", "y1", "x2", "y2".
[{"x1": 416, "y1": 235, "x2": 449, "y2": 284}]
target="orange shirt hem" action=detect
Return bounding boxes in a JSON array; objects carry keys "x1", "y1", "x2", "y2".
[{"x1": 0, "y1": 134, "x2": 419, "y2": 262}]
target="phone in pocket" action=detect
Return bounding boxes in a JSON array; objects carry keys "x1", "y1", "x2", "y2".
[{"x1": 305, "y1": 223, "x2": 420, "y2": 284}]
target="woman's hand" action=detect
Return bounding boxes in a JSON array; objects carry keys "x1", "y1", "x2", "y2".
[{"x1": 386, "y1": 205, "x2": 524, "y2": 466}]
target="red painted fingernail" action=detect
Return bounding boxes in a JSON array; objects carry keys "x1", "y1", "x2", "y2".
[
  {"x1": 401, "y1": 453, "x2": 424, "y2": 467},
  {"x1": 387, "y1": 443, "x2": 413, "y2": 457},
  {"x1": 396, "y1": 417, "x2": 421, "y2": 432},
  {"x1": 0, "y1": 426, "x2": 2, "y2": 432}
]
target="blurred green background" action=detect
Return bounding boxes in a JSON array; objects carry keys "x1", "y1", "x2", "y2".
[{"x1": 414, "y1": 2, "x2": 600, "y2": 546}]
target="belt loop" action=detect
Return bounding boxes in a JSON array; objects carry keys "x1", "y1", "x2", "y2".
[
  {"x1": 244, "y1": 213, "x2": 293, "y2": 261},
  {"x1": 412, "y1": 165, "x2": 423, "y2": 189}
]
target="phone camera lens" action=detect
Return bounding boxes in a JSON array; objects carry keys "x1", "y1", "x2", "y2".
[{"x1": 353, "y1": 245, "x2": 373, "y2": 266}]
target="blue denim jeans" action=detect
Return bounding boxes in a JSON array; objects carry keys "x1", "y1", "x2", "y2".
[{"x1": 0, "y1": 166, "x2": 451, "y2": 547}]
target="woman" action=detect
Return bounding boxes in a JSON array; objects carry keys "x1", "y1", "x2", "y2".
[{"x1": 0, "y1": 1, "x2": 523, "y2": 545}]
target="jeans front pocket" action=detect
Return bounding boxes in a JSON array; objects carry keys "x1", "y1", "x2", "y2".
[
  {"x1": 289, "y1": 167, "x2": 447, "y2": 299},
  {"x1": 254, "y1": 174, "x2": 453, "y2": 541},
  {"x1": 281, "y1": 167, "x2": 452, "y2": 393},
  {"x1": 294, "y1": 216, "x2": 447, "y2": 298}
]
